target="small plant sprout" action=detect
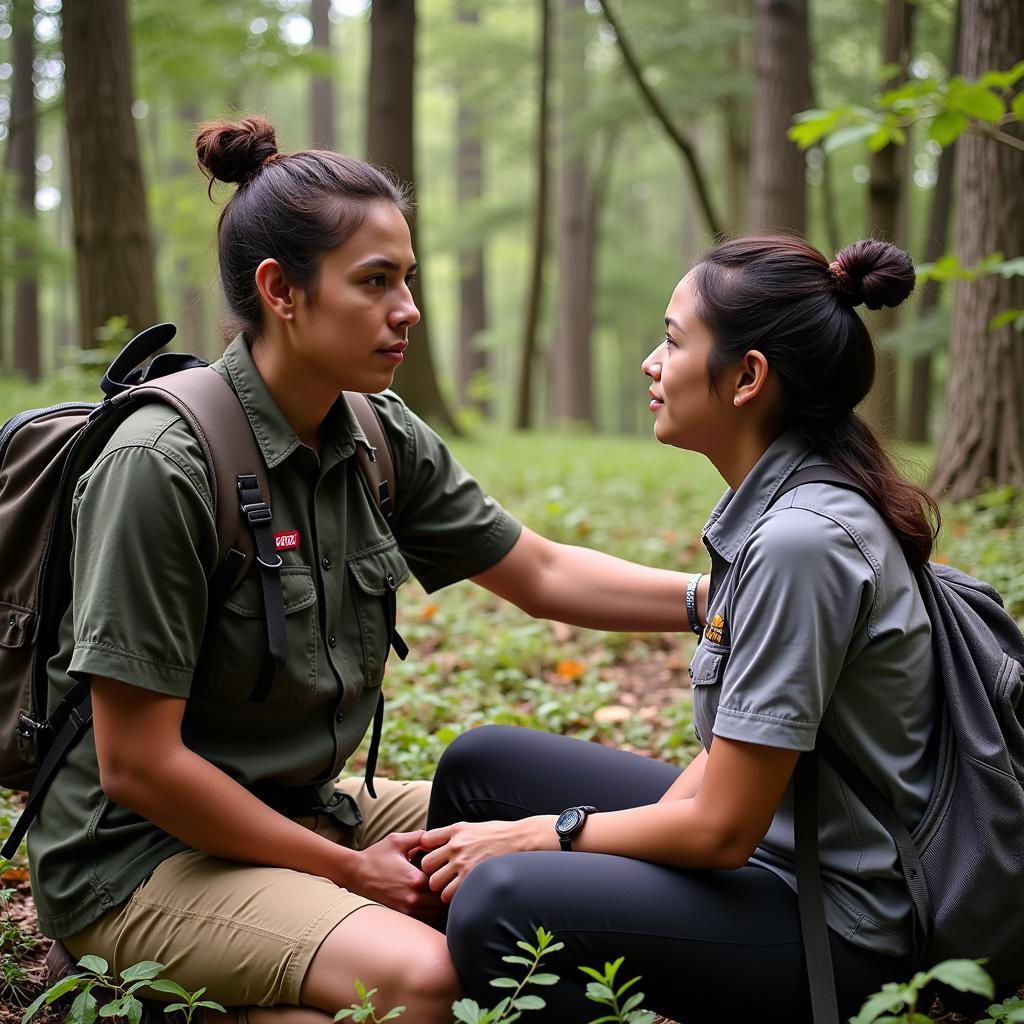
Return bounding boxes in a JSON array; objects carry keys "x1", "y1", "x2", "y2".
[
  {"x1": 20, "y1": 955, "x2": 225, "y2": 1024},
  {"x1": 978, "y1": 993, "x2": 1024, "y2": 1024},
  {"x1": 579, "y1": 957, "x2": 655, "y2": 1024},
  {"x1": 451, "y1": 925, "x2": 563, "y2": 1024},
  {"x1": 332, "y1": 980, "x2": 406, "y2": 1023},
  {"x1": 851, "y1": 958, "x2": 995, "y2": 1024},
  {"x1": 1, "y1": 857, "x2": 38, "y2": 1005}
]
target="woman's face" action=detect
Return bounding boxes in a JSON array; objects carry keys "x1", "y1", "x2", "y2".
[
  {"x1": 291, "y1": 200, "x2": 420, "y2": 393},
  {"x1": 641, "y1": 272, "x2": 732, "y2": 453}
]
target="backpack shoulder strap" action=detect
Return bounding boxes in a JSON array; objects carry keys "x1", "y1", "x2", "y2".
[
  {"x1": 345, "y1": 391, "x2": 397, "y2": 521},
  {"x1": 768, "y1": 463, "x2": 869, "y2": 511},
  {"x1": 113, "y1": 365, "x2": 270, "y2": 582}
]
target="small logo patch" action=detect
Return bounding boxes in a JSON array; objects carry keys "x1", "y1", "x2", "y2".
[
  {"x1": 704, "y1": 613, "x2": 725, "y2": 645},
  {"x1": 274, "y1": 531, "x2": 301, "y2": 551}
]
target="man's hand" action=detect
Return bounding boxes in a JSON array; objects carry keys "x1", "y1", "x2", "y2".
[
  {"x1": 347, "y1": 830, "x2": 443, "y2": 921},
  {"x1": 419, "y1": 817, "x2": 555, "y2": 904}
]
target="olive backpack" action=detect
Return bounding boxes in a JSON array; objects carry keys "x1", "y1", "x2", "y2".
[{"x1": 0, "y1": 323, "x2": 405, "y2": 859}]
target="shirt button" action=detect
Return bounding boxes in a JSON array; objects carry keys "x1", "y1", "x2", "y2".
[
  {"x1": 321, "y1": 556, "x2": 332, "y2": 570},
  {"x1": 328, "y1": 634, "x2": 337, "y2": 648}
]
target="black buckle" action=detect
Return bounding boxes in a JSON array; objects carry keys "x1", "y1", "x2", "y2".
[
  {"x1": 15, "y1": 712, "x2": 48, "y2": 754},
  {"x1": 241, "y1": 502, "x2": 272, "y2": 524}
]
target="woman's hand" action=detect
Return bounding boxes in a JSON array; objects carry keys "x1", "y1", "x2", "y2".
[
  {"x1": 419, "y1": 817, "x2": 557, "y2": 903},
  {"x1": 348, "y1": 830, "x2": 444, "y2": 922}
]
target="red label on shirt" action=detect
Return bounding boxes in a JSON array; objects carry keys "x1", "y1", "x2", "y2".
[{"x1": 274, "y1": 531, "x2": 301, "y2": 551}]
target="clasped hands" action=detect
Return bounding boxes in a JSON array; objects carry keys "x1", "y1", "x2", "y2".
[{"x1": 417, "y1": 815, "x2": 557, "y2": 904}]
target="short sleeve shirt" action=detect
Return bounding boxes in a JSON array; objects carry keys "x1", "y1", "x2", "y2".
[
  {"x1": 29, "y1": 336, "x2": 522, "y2": 938},
  {"x1": 690, "y1": 431, "x2": 937, "y2": 956}
]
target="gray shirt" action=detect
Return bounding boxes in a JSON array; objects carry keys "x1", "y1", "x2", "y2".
[{"x1": 690, "y1": 430, "x2": 936, "y2": 956}]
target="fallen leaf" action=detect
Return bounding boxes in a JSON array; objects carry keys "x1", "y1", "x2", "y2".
[
  {"x1": 555, "y1": 659, "x2": 586, "y2": 681},
  {"x1": 1, "y1": 866, "x2": 30, "y2": 883},
  {"x1": 419, "y1": 602, "x2": 440, "y2": 622},
  {"x1": 594, "y1": 704, "x2": 632, "y2": 724}
]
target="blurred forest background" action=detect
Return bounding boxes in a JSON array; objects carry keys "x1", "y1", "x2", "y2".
[{"x1": 0, "y1": 0, "x2": 1021, "y2": 501}]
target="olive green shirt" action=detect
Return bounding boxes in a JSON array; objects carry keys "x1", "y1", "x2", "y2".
[{"x1": 29, "y1": 336, "x2": 521, "y2": 938}]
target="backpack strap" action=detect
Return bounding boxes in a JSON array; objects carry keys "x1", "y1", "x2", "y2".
[
  {"x1": 345, "y1": 391, "x2": 396, "y2": 521},
  {"x1": 770, "y1": 463, "x2": 933, "y2": 1023}
]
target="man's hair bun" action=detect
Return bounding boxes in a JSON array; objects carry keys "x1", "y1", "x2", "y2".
[
  {"x1": 830, "y1": 239, "x2": 916, "y2": 310},
  {"x1": 195, "y1": 116, "x2": 279, "y2": 187}
]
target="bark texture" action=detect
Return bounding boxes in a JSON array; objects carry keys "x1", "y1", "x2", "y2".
[
  {"x1": 747, "y1": 0, "x2": 810, "y2": 232},
  {"x1": 454, "y1": 0, "x2": 489, "y2": 412},
  {"x1": 63, "y1": 0, "x2": 158, "y2": 347},
  {"x1": 8, "y1": 0, "x2": 40, "y2": 379},
  {"x1": 931, "y1": 0, "x2": 1024, "y2": 498},
  {"x1": 311, "y1": 0, "x2": 337, "y2": 149},
  {"x1": 515, "y1": 0, "x2": 552, "y2": 430},
  {"x1": 367, "y1": 0, "x2": 457, "y2": 430},
  {"x1": 864, "y1": 0, "x2": 914, "y2": 437},
  {"x1": 552, "y1": 0, "x2": 593, "y2": 426},
  {"x1": 906, "y1": 2, "x2": 961, "y2": 443}
]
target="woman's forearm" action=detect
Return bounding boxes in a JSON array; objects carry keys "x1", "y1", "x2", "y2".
[
  {"x1": 659, "y1": 749, "x2": 708, "y2": 802},
  {"x1": 473, "y1": 527, "x2": 710, "y2": 632}
]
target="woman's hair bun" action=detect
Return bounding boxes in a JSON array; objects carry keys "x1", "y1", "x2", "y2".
[
  {"x1": 830, "y1": 238, "x2": 916, "y2": 311},
  {"x1": 195, "y1": 116, "x2": 279, "y2": 187}
]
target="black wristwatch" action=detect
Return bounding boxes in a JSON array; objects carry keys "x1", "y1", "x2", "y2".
[{"x1": 555, "y1": 805, "x2": 597, "y2": 851}]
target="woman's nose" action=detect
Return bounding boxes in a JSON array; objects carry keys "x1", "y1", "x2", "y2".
[{"x1": 642, "y1": 348, "x2": 662, "y2": 379}]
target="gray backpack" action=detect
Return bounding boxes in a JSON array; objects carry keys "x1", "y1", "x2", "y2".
[
  {"x1": 0, "y1": 324, "x2": 401, "y2": 859},
  {"x1": 771, "y1": 466, "x2": 1024, "y2": 1024}
]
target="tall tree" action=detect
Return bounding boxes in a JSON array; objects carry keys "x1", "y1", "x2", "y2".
[
  {"x1": 931, "y1": 0, "x2": 1024, "y2": 498},
  {"x1": 552, "y1": 0, "x2": 593, "y2": 426},
  {"x1": 63, "y1": 0, "x2": 158, "y2": 347},
  {"x1": 514, "y1": 0, "x2": 552, "y2": 431},
  {"x1": 747, "y1": 0, "x2": 810, "y2": 232},
  {"x1": 367, "y1": 0, "x2": 456, "y2": 430},
  {"x1": 311, "y1": 0, "x2": 337, "y2": 149},
  {"x1": 6, "y1": 0, "x2": 40, "y2": 379},
  {"x1": 906, "y1": 2, "x2": 961, "y2": 444},
  {"x1": 864, "y1": 0, "x2": 915, "y2": 436},
  {"x1": 454, "y1": 0, "x2": 489, "y2": 413}
]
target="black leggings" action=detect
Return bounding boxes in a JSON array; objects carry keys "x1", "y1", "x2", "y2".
[{"x1": 427, "y1": 726, "x2": 913, "y2": 1024}]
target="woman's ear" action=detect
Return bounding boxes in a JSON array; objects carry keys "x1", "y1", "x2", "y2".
[
  {"x1": 732, "y1": 349, "x2": 771, "y2": 408},
  {"x1": 254, "y1": 258, "x2": 297, "y2": 324}
]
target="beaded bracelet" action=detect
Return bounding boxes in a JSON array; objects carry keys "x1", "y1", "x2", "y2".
[{"x1": 686, "y1": 573, "x2": 704, "y2": 636}]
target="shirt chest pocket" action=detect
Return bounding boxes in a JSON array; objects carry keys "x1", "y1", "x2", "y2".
[
  {"x1": 688, "y1": 640, "x2": 730, "y2": 749},
  {"x1": 345, "y1": 543, "x2": 411, "y2": 688},
  {"x1": 197, "y1": 566, "x2": 319, "y2": 705}
]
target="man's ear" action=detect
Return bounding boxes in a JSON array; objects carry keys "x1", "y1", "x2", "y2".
[
  {"x1": 732, "y1": 349, "x2": 770, "y2": 409},
  {"x1": 254, "y1": 258, "x2": 297, "y2": 324}
]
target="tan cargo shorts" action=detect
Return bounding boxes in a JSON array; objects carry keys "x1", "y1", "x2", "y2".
[{"x1": 63, "y1": 777, "x2": 431, "y2": 1008}]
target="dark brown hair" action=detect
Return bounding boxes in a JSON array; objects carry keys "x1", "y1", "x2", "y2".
[
  {"x1": 692, "y1": 234, "x2": 939, "y2": 566},
  {"x1": 195, "y1": 116, "x2": 413, "y2": 338}
]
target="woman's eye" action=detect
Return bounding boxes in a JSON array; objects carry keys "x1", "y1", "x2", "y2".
[
  {"x1": 663, "y1": 333, "x2": 677, "y2": 349},
  {"x1": 405, "y1": 273, "x2": 418, "y2": 287},
  {"x1": 367, "y1": 274, "x2": 386, "y2": 287}
]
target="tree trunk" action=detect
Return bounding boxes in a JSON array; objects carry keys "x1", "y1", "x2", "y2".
[
  {"x1": 311, "y1": 0, "x2": 337, "y2": 149},
  {"x1": 514, "y1": 0, "x2": 552, "y2": 431},
  {"x1": 864, "y1": 0, "x2": 915, "y2": 437},
  {"x1": 931, "y1": 0, "x2": 1024, "y2": 498},
  {"x1": 747, "y1": 0, "x2": 810, "y2": 232},
  {"x1": 722, "y1": 0, "x2": 750, "y2": 232},
  {"x1": 367, "y1": 0, "x2": 457, "y2": 431},
  {"x1": 63, "y1": 0, "x2": 158, "y2": 347},
  {"x1": 906, "y1": 1, "x2": 961, "y2": 444},
  {"x1": 8, "y1": 0, "x2": 40, "y2": 379},
  {"x1": 552, "y1": 0, "x2": 593, "y2": 426},
  {"x1": 454, "y1": 0, "x2": 489, "y2": 413}
]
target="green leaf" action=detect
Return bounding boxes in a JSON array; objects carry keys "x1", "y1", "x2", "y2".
[
  {"x1": 625, "y1": 1013, "x2": 655, "y2": 1024},
  {"x1": 929, "y1": 109, "x2": 969, "y2": 146},
  {"x1": 850, "y1": 988, "x2": 906, "y2": 1024},
  {"x1": 120, "y1": 961, "x2": 164, "y2": 984},
  {"x1": 20, "y1": 990, "x2": 50, "y2": 1024},
  {"x1": 585, "y1": 982, "x2": 615, "y2": 1001},
  {"x1": 69, "y1": 991, "x2": 99, "y2": 1024},
  {"x1": 332, "y1": 1011, "x2": 356, "y2": 1022},
  {"x1": 979, "y1": 61, "x2": 1024, "y2": 90},
  {"x1": 823, "y1": 122, "x2": 877, "y2": 154},
  {"x1": 148, "y1": 980, "x2": 189, "y2": 999},
  {"x1": 622, "y1": 991, "x2": 645, "y2": 1013},
  {"x1": 501, "y1": 956, "x2": 532, "y2": 967},
  {"x1": 990, "y1": 258, "x2": 1024, "y2": 278},
  {"x1": 98, "y1": 1002, "x2": 126, "y2": 1018},
  {"x1": 489, "y1": 977, "x2": 518, "y2": 988},
  {"x1": 196, "y1": 1003, "x2": 227, "y2": 1015},
  {"x1": 924, "y1": 959, "x2": 994, "y2": 998},
  {"x1": 511, "y1": 995, "x2": 545, "y2": 1010},
  {"x1": 948, "y1": 83, "x2": 1005, "y2": 123},
  {"x1": 527, "y1": 973, "x2": 559, "y2": 986},
  {"x1": 43, "y1": 975, "x2": 87, "y2": 1004},
  {"x1": 1012, "y1": 92, "x2": 1024, "y2": 122},
  {"x1": 379, "y1": 1007, "x2": 406, "y2": 1021},
  {"x1": 868, "y1": 125, "x2": 896, "y2": 152},
  {"x1": 163, "y1": 1006, "x2": 188, "y2": 1016},
  {"x1": 578, "y1": 967, "x2": 606, "y2": 984},
  {"x1": 989, "y1": 308, "x2": 1024, "y2": 332},
  {"x1": 77, "y1": 956, "x2": 109, "y2": 977}
]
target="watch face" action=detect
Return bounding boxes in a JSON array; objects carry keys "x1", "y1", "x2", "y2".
[{"x1": 556, "y1": 808, "x2": 582, "y2": 836}]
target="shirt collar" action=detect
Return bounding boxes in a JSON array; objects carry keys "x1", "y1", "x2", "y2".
[
  {"x1": 702, "y1": 430, "x2": 814, "y2": 565},
  {"x1": 215, "y1": 334, "x2": 371, "y2": 469}
]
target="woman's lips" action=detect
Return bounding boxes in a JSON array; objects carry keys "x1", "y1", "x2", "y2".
[
  {"x1": 648, "y1": 389, "x2": 664, "y2": 411},
  {"x1": 379, "y1": 341, "x2": 408, "y2": 363}
]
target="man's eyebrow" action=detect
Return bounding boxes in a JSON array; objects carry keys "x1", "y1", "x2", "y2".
[
  {"x1": 353, "y1": 257, "x2": 419, "y2": 273},
  {"x1": 664, "y1": 316, "x2": 686, "y2": 334}
]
